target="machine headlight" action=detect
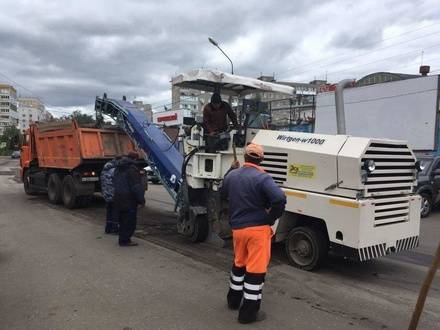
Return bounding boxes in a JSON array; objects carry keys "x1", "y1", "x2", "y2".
[
  {"x1": 415, "y1": 160, "x2": 425, "y2": 172},
  {"x1": 364, "y1": 159, "x2": 376, "y2": 173}
]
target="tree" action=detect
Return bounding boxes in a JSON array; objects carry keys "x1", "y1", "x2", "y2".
[
  {"x1": 61, "y1": 110, "x2": 96, "y2": 125},
  {"x1": 0, "y1": 126, "x2": 22, "y2": 153}
]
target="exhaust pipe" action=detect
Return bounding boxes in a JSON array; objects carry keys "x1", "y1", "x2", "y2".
[{"x1": 335, "y1": 79, "x2": 354, "y2": 135}]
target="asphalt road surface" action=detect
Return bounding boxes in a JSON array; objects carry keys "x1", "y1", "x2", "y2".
[{"x1": 1, "y1": 157, "x2": 439, "y2": 329}]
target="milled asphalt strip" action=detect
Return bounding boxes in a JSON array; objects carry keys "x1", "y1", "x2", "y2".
[{"x1": 26, "y1": 188, "x2": 437, "y2": 274}]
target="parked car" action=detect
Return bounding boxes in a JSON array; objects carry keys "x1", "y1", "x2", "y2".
[
  {"x1": 10, "y1": 150, "x2": 20, "y2": 159},
  {"x1": 144, "y1": 165, "x2": 161, "y2": 184},
  {"x1": 416, "y1": 156, "x2": 440, "y2": 218}
]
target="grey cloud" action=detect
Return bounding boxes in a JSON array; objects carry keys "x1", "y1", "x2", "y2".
[
  {"x1": 331, "y1": 30, "x2": 382, "y2": 50},
  {"x1": 0, "y1": 0, "x2": 439, "y2": 111}
]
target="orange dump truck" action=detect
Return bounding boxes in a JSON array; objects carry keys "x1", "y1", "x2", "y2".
[{"x1": 20, "y1": 120, "x2": 144, "y2": 208}]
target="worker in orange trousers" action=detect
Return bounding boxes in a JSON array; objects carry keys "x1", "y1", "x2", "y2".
[{"x1": 221, "y1": 143, "x2": 286, "y2": 324}]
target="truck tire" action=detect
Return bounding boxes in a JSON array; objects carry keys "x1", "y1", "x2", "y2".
[
  {"x1": 48, "y1": 173, "x2": 63, "y2": 204},
  {"x1": 23, "y1": 170, "x2": 37, "y2": 195},
  {"x1": 285, "y1": 226, "x2": 328, "y2": 271},
  {"x1": 420, "y1": 192, "x2": 432, "y2": 218},
  {"x1": 62, "y1": 175, "x2": 80, "y2": 209}
]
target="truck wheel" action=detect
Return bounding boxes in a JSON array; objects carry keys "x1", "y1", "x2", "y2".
[
  {"x1": 48, "y1": 174, "x2": 63, "y2": 204},
  {"x1": 420, "y1": 192, "x2": 432, "y2": 218},
  {"x1": 62, "y1": 175, "x2": 80, "y2": 209},
  {"x1": 285, "y1": 226, "x2": 328, "y2": 271},
  {"x1": 23, "y1": 170, "x2": 37, "y2": 195}
]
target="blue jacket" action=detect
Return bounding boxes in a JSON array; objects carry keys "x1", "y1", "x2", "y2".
[
  {"x1": 221, "y1": 165, "x2": 286, "y2": 229},
  {"x1": 113, "y1": 157, "x2": 146, "y2": 210},
  {"x1": 100, "y1": 160, "x2": 117, "y2": 202}
]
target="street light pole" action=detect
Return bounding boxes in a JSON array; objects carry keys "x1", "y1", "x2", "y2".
[{"x1": 208, "y1": 37, "x2": 234, "y2": 74}]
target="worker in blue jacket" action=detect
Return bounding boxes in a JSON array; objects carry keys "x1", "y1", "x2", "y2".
[
  {"x1": 221, "y1": 143, "x2": 286, "y2": 324},
  {"x1": 113, "y1": 151, "x2": 146, "y2": 247},
  {"x1": 100, "y1": 157, "x2": 120, "y2": 234}
]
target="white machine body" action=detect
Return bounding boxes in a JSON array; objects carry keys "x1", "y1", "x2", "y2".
[
  {"x1": 253, "y1": 130, "x2": 420, "y2": 261},
  {"x1": 184, "y1": 128, "x2": 420, "y2": 262}
]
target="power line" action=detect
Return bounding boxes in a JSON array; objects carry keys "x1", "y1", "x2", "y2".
[
  {"x1": 278, "y1": 23, "x2": 440, "y2": 78},
  {"x1": 281, "y1": 41, "x2": 440, "y2": 82},
  {"x1": 318, "y1": 88, "x2": 438, "y2": 109},
  {"x1": 322, "y1": 42, "x2": 440, "y2": 79},
  {"x1": 0, "y1": 71, "x2": 41, "y2": 100}
]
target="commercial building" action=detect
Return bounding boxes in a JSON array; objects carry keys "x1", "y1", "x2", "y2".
[
  {"x1": 355, "y1": 72, "x2": 421, "y2": 87},
  {"x1": 171, "y1": 86, "x2": 203, "y2": 115},
  {"x1": 0, "y1": 84, "x2": 19, "y2": 135},
  {"x1": 17, "y1": 97, "x2": 46, "y2": 131},
  {"x1": 133, "y1": 100, "x2": 153, "y2": 122},
  {"x1": 249, "y1": 76, "x2": 325, "y2": 131}
]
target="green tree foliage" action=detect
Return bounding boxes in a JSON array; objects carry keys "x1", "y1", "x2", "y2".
[
  {"x1": 61, "y1": 110, "x2": 96, "y2": 125},
  {"x1": 0, "y1": 126, "x2": 22, "y2": 154}
]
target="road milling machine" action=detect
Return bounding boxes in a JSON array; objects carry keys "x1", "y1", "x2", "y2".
[{"x1": 95, "y1": 69, "x2": 421, "y2": 270}]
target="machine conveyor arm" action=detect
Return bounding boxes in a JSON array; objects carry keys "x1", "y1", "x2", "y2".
[{"x1": 95, "y1": 97, "x2": 184, "y2": 201}]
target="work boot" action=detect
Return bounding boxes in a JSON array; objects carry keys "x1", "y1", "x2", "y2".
[
  {"x1": 227, "y1": 301, "x2": 241, "y2": 311},
  {"x1": 238, "y1": 311, "x2": 266, "y2": 324},
  {"x1": 119, "y1": 241, "x2": 138, "y2": 247}
]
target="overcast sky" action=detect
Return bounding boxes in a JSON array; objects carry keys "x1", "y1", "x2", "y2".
[{"x1": 1, "y1": 0, "x2": 440, "y2": 116}]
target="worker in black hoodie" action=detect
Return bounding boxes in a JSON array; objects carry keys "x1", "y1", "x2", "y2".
[{"x1": 113, "y1": 151, "x2": 146, "y2": 246}]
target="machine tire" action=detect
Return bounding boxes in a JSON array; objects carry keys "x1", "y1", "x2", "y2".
[
  {"x1": 285, "y1": 226, "x2": 328, "y2": 271},
  {"x1": 190, "y1": 214, "x2": 209, "y2": 243},
  {"x1": 62, "y1": 175, "x2": 80, "y2": 209},
  {"x1": 420, "y1": 192, "x2": 432, "y2": 218},
  {"x1": 47, "y1": 173, "x2": 63, "y2": 204},
  {"x1": 23, "y1": 170, "x2": 37, "y2": 195}
]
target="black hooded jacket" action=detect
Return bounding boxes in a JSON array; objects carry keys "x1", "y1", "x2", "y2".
[{"x1": 113, "y1": 157, "x2": 145, "y2": 210}]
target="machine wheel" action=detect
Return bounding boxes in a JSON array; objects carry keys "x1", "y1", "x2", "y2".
[
  {"x1": 189, "y1": 214, "x2": 209, "y2": 243},
  {"x1": 23, "y1": 170, "x2": 37, "y2": 195},
  {"x1": 285, "y1": 226, "x2": 328, "y2": 271},
  {"x1": 177, "y1": 213, "x2": 210, "y2": 243},
  {"x1": 62, "y1": 175, "x2": 81, "y2": 209},
  {"x1": 420, "y1": 192, "x2": 432, "y2": 218},
  {"x1": 47, "y1": 173, "x2": 63, "y2": 204}
]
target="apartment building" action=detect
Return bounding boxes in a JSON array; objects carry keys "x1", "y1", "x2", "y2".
[
  {"x1": 0, "y1": 84, "x2": 19, "y2": 135},
  {"x1": 17, "y1": 97, "x2": 45, "y2": 131}
]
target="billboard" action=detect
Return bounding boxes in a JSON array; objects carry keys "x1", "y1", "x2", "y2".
[
  {"x1": 315, "y1": 75, "x2": 439, "y2": 151},
  {"x1": 153, "y1": 110, "x2": 185, "y2": 126}
]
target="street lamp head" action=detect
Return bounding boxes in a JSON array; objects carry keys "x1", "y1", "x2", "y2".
[
  {"x1": 208, "y1": 36, "x2": 234, "y2": 74},
  {"x1": 208, "y1": 37, "x2": 218, "y2": 47}
]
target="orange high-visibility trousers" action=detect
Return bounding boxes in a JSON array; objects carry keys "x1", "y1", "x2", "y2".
[{"x1": 232, "y1": 225, "x2": 272, "y2": 274}]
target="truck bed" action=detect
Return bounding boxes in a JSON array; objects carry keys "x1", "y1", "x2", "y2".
[{"x1": 33, "y1": 121, "x2": 134, "y2": 169}]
